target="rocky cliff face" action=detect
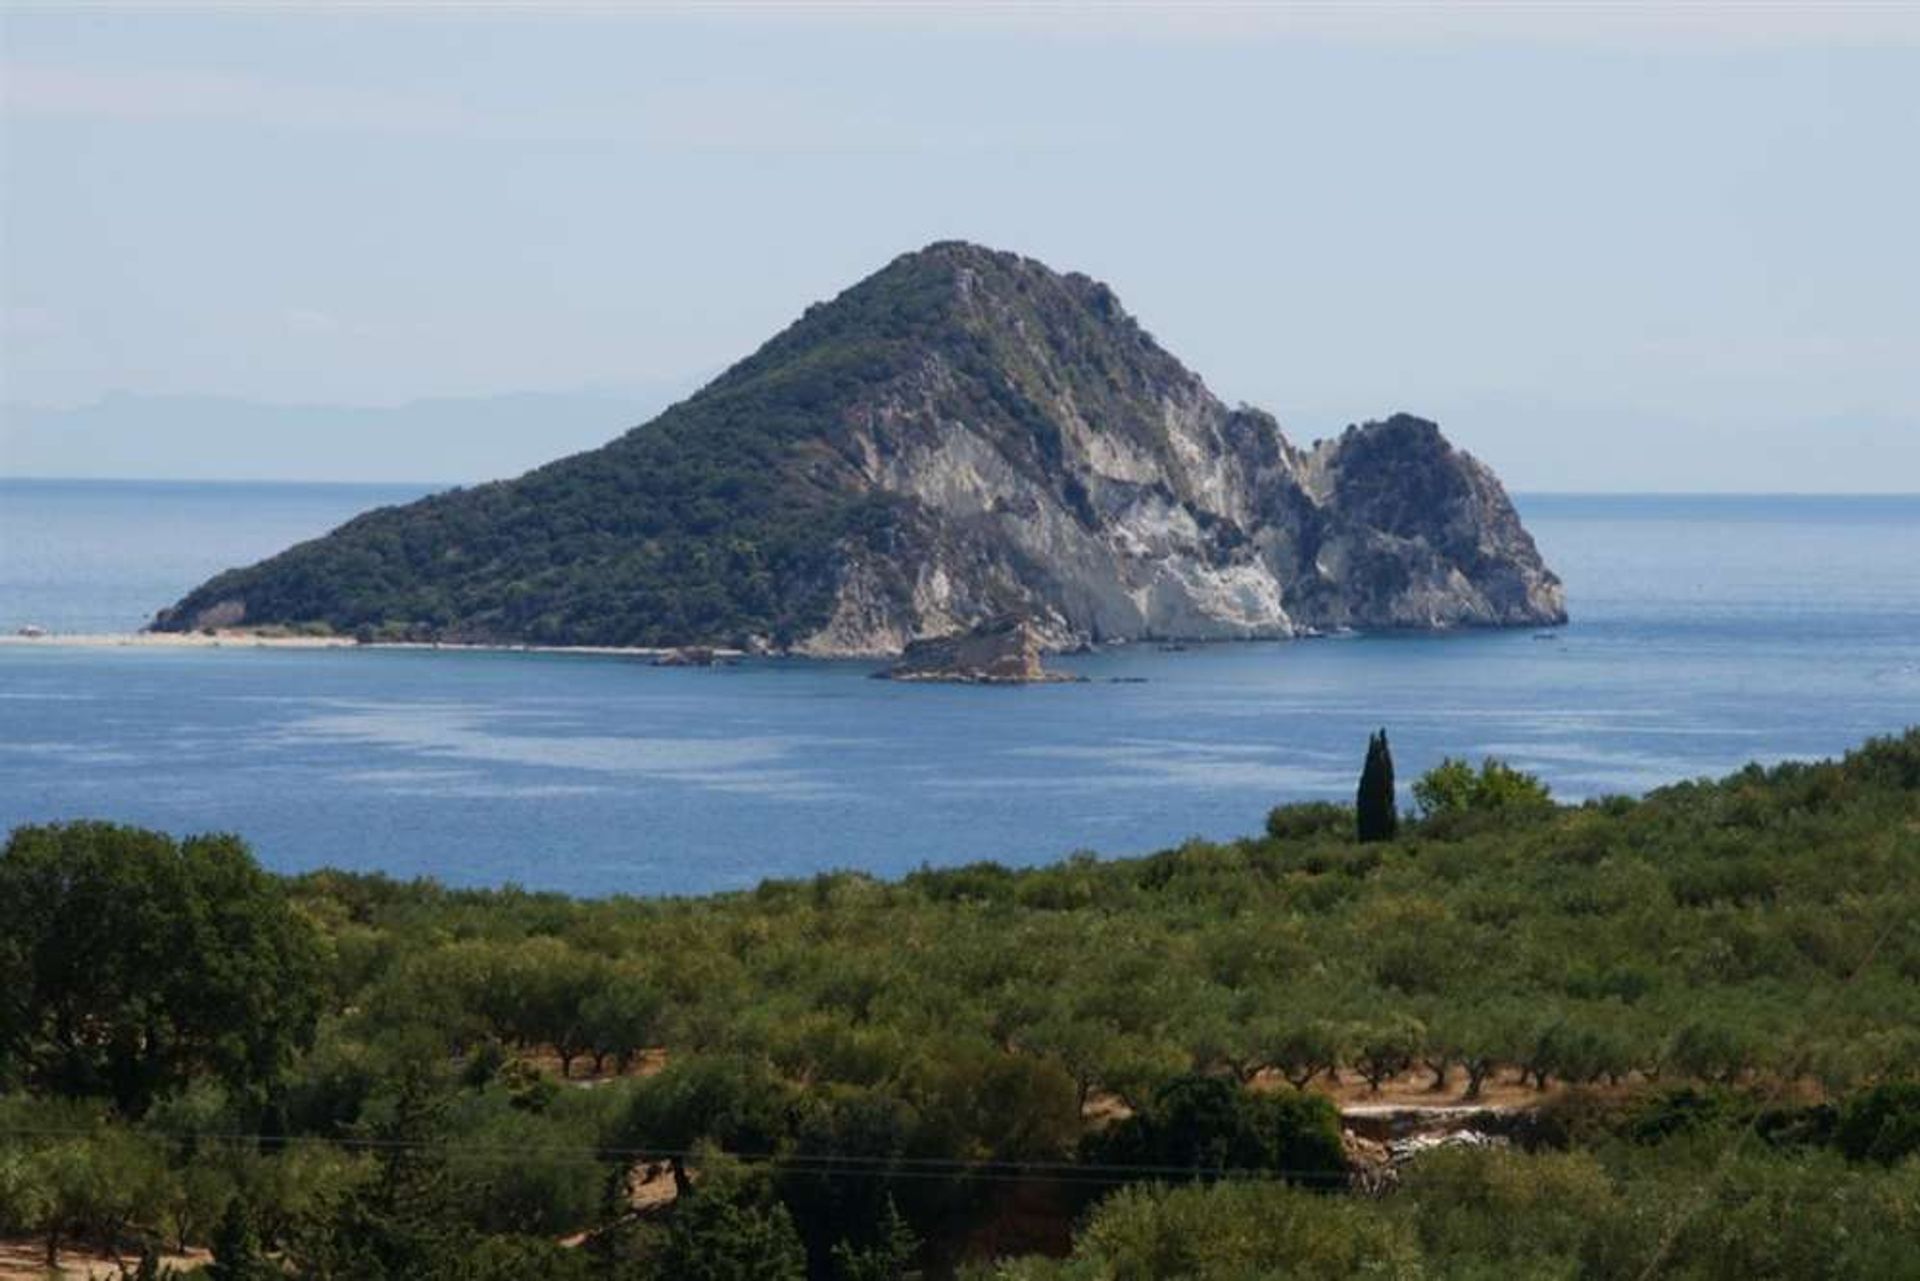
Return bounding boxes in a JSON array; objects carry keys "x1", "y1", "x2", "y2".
[
  {"x1": 154, "y1": 242, "x2": 1564, "y2": 653},
  {"x1": 771, "y1": 246, "x2": 1563, "y2": 652}
]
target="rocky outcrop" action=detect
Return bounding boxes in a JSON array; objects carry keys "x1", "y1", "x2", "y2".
[
  {"x1": 795, "y1": 404, "x2": 1565, "y2": 654},
  {"x1": 649, "y1": 646, "x2": 716, "y2": 668},
  {"x1": 153, "y1": 242, "x2": 1564, "y2": 653},
  {"x1": 879, "y1": 615, "x2": 1076, "y2": 684}
]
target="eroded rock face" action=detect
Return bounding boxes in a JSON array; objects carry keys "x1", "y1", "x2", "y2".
[
  {"x1": 153, "y1": 242, "x2": 1564, "y2": 653},
  {"x1": 786, "y1": 248, "x2": 1563, "y2": 653}
]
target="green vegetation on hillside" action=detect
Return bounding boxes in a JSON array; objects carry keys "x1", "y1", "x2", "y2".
[
  {"x1": 2, "y1": 729, "x2": 1917, "y2": 1277},
  {"x1": 151, "y1": 244, "x2": 1174, "y2": 649},
  {"x1": 153, "y1": 261, "x2": 942, "y2": 646}
]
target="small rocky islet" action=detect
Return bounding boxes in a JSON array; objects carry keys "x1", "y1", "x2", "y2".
[{"x1": 876, "y1": 614, "x2": 1078, "y2": 684}]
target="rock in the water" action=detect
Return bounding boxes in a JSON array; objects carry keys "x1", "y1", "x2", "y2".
[
  {"x1": 649, "y1": 646, "x2": 716, "y2": 668},
  {"x1": 152, "y1": 242, "x2": 1565, "y2": 653},
  {"x1": 879, "y1": 616, "x2": 1075, "y2": 684}
]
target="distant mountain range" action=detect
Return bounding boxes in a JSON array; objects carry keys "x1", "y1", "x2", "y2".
[
  {"x1": 152, "y1": 242, "x2": 1566, "y2": 654},
  {"x1": 0, "y1": 389, "x2": 683, "y2": 484}
]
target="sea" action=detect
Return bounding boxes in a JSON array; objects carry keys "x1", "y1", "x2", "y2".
[{"x1": 2, "y1": 478, "x2": 1916, "y2": 897}]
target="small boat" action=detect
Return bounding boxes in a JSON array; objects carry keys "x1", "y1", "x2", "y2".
[{"x1": 15, "y1": 624, "x2": 46, "y2": 638}]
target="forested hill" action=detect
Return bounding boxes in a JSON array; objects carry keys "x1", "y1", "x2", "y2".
[{"x1": 151, "y1": 242, "x2": 1564, "y2": 653}]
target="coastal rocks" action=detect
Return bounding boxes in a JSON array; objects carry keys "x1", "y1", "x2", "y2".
[
  {"x1": 649, "y1": 646, "x2": 717, "y2": 668},
  {"x1": 878, "y1": 616, "x2": 1078, "y2": 684}
]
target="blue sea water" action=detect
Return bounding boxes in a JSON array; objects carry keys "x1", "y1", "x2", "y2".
[{"x1": 2, "y1": 479, "x2": 1916, "y2": 896}]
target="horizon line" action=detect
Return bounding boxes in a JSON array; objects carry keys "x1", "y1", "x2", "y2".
[{"x1": 3, "y1": 474, "x2": 1917, "y2": 500}]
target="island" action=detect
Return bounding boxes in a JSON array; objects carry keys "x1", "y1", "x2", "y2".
[{"x1": 152, "y1": 242, "x2": 1565, "y2": 656}]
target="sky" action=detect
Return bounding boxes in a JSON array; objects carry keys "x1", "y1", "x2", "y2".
[{"x1": 2, "y1": 2, "x2": 1916, "y2": 490}]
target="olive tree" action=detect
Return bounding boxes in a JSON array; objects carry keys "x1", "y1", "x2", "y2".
[{"x1": 0, "y1": 823, "x2": 323, "y2": 1116}]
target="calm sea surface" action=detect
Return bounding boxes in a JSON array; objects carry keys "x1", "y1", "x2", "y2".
[{"x1": 2, "y1": 479, "x2": 1916, "y2": 895}]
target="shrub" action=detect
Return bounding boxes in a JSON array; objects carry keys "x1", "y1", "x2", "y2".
[
  {"x1": 1414, "y1": 757, "x2": 1553, "y2": 820},
  {"x1": 1264, "y1": 802, "x2": 1352, "y2": 843},
  {"x1": 1835, "y1": 1081, "x2": 1920, "y2": 1165}
]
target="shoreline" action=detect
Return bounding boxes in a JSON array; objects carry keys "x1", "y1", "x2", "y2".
[
  {"x1": 0, "y1": 622, "x2": 1568, "y2": 662},
  {"x1": 0, "y1": 631, "x2": 738, "y2": 660}
]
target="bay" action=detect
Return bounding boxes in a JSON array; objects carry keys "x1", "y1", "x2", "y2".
[{"x1": 2, "y1": 479, "x2": 1916, "y2": 895}]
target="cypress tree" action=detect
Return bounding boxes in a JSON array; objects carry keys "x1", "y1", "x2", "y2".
[{"x1": 1356, "y1": 729, "x2": 1398, "y2": 843}]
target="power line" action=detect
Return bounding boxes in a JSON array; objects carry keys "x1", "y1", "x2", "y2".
[{"x1": 0, "y1": 1125, "x2": 1356, "y2": 1184}]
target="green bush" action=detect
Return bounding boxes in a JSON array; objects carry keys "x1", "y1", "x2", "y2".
[
  {"x1": 1085, "y1": 1075, "x2": 1346, "y2": 1191},
  {"x1": 0, "y1": 823, "x2": 322, "y2": 1116},
  {"x1": 1414, "y1": 756, "x2": 1553, "y2": 822},
  {"x1": 1264, "y1": 802, "x2": 1352, "y2": 843},
  {"x1": 1835, "y1": 1081, "x2": 1920, "y2": 1165}
]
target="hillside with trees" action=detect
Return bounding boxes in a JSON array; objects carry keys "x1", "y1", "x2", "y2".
[
  {"x1": 151, "y1": 242, "x2": 1564, "y2": 654},
  {"x1": 2, "y1": 729, "x2": 1917, "y2": 1277}
]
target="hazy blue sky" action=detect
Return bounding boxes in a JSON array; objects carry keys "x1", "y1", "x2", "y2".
[{"x1": 3, "y1": 3, "x2": 1916, "y2": 490}]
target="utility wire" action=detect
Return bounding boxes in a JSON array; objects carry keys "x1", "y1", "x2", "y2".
[{"x1": 0, "y1": 1125, "x2": 1358, "y2": 1184}]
